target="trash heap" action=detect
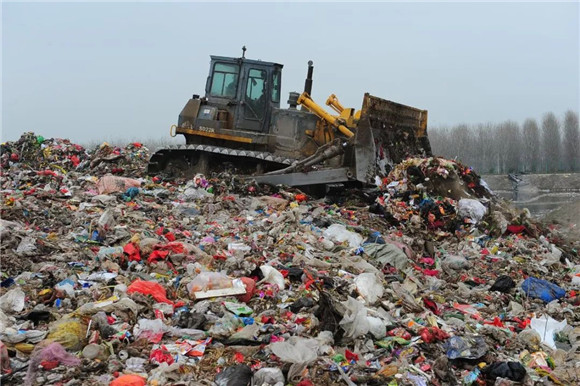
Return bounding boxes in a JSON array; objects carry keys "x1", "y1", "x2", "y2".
[
  {"x1": 1, "y1": 132, "x2": 579, "y2": 386},
  {"x1": 89, "y1": 142, "x2": 151, "y2": 177}
]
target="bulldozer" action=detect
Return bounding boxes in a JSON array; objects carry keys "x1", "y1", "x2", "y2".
[{"x1": 148, "y1": 48, "x2": 432, "y2": 189}]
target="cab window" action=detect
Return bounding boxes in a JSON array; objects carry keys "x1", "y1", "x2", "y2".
[
  {"x1": 244, "y1": 69, "x2": 267, "y2": 119},
  {"x1": 271, "y1": 70, "x2": 281, "y2": 103},
  {"x1": 210, "y1": 63, "x2": 239, "y2": 98}
]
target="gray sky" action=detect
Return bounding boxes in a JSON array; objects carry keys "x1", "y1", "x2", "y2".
[{"x1": 2, "y1": 1, "x2": 579, "y2": 143}]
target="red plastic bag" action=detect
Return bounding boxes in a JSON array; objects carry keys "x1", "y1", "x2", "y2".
[
  {"x1": 423, "y1": 297, "x2": 440, "y2": 315},
  {"x1": 123, "y1": 242, "x2": 141, "y2": 262},
  {"x1": 420, "y1": 327, "x2": 449, "y2": 343},
  {"x1": 149, "y1": 347, "x2": 174, "y2": 365},
  {"x1": 236, "y1": 277, "x2": 256, "y2": 303},
  {"x1": 345, "y1": 349, "x2": 359, "y2": 362},
  {"x1": 295, "y1": 194, "x2": 307, "y2": 202},
  {"x1": 506, "y1": 225, "x2": 526, "y2": 234},
  {"x1": 127, "y1": 280, "x2": 173, "y2": 304},
  {"x1": 147, "y1": 250, "x2": 169, "y2": 264},
  {"x1": 110, "y1": 374, "x2": 146, "y2": 386}
]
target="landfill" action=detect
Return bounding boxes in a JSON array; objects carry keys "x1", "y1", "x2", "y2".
[{"x1": 1, "y1": 131, "x2": 579, "y2": 386}]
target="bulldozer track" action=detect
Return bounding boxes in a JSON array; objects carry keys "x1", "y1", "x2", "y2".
[{"x1": 147, "y1": 144, "x2": 297, "y2": 175}]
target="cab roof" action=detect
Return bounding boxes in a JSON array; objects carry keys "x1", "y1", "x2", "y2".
[{"x1": 210, "y1": 55, "x2": 283, "y2": 69}]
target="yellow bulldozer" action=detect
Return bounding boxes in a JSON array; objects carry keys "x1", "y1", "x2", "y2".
[{"x1": 148, "y1": 48, "x2": 431, "y2": 188}]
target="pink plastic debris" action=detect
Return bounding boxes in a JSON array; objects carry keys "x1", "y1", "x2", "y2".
[{"x1": 24, "y1": 342, "x2": 81, "y2": 386}]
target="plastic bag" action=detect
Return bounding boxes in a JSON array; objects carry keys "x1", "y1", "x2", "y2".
[
  {"x1": 253, "y1": 367, "x2": 285, "y2": 386},
  {"x1": 571, "y1": 265, "x2": 580, "y2": 287},
  {"x1": 363, "y1": 243, "x2": 409, "y2": 270},
  {"x1": 16, "y1": 236, "x2": 37, "y2": 256},
  {"x1": 230, "y1": 323, "x2": 260, "y2": 341},
  {"x1": 354, "y1": 273, "x2": 384, "y2": 304},
  {"x1": 209, "y1": 312, "x2": 244, "y2": 339},
  {"x1": 237, "y1": 277, "x2": 256, "y2": 303},
  {"x1": 134, "y1": 318, "x2": 166, "y2": 343},
  {"x1": 127, "y1": 279, "x2": 173, "y2": 304},
  {"x1": 82, "y1": 343, "x2": 106, "y2": 360},
  {"x1": 270, "y1": 336, "x2": 319, "y2": 364},
  {"x1": 441, "y1": 254, "x2": 470, "y2": 271},
  {"x1": 489, "y1": 275, "x2": 516, "y2": 293},
  {"x1": 517, "y1": 328, "x2": 541, "y2": 351},
  {"x1": 521, "y1": 277, "x2": 565, "y2": 303},
  {"x1": 55, "y1": 278, "x2": 76, "y2": 298},
  {"x1": 96, "y1": 175, "x2": 141, "y2": 194},
  {"x1": 24, "y1": 342, "x2": 81, "y2": 386},
  {"x1": 224, "y1": 302, "x2": 253, "y2": 316},
  {"x1": 453, "y1": 303, "x2": 483, "y2": 320},
  {"x1": 339, "y1": 297, "x2": 369, "y2": 340},
  {"x1": 214, "y1": 364, "x2": 252, "y2": 386},
  {"x1": 187, "y1": 272, "x2": 233, "y2": 293},
  {"x1": 529, "y1": 314, "x2": 567, "y2": 349},
  {"x1": 76, "y1": 296, "x2": 141, "y2": 316},
  {"x1": 0, "y1": 287, "x2": 25, "y2": 313},
  {"x1": 46, "y1": 318, "x2": 86, "y2": 350},
  {"x1": 179, "y1": 187, "x2": 213, "y2": 201},
  {"x1": 481, "y1": 362, "x2": 526, "y2": 382},
  {"x1": 259, "y1": 265, "x2": 285, "y2": 290},
  {"x1": 125, "y1": 357, "x2": 147, "y2": 372},
  {"x1": 457, "y1": 199, "x2": 487, "y2": 221},
  {"x1": 444, "y1": 335, "x2": 488, "y2": 359},
  {"x1": 98, "y1": 208, "x2": 115, "y2": 228},
  {"x1": 367, "y1": 316, "x2": 386, "y2": 339},
  {"x1": 228, "y1": 242, "x2": 251, "y2": 252},
  {"x1": 97, "y1": 246, "x2": 124, "y2": 260},
  {"x1": 323, "y1": 224, "x2": 363, "y2": 248},
  {"x1": 109, "y1": 374, "x2": 146, "y2": 386}
]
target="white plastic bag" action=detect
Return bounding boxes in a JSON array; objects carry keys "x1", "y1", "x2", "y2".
[
  {"x1": 457, "y1": 199, "x2": 487, "y2": 222},
  {"x1": 97, "y1": 209, "x2": 115, "y2": 228},
  {"x1": 230, "y1": 323, "x2": 260, "y2": 341},
  {"x1": 270, "y1": 336, "x2": 318, "y2": 364},
  {"x1": 367, "y1": 316, "x2": 386, "y2": 339},
  {"x1": 339, "y1": 297, "x2": 369, "y2": 340},
  {"x1": 354, "y1": 273, "x2": 384, "y2": 304},
  {"x1": 259, "y1": 265, "x2": 285, "y2": 290},
  {"x1": 186, "y1": 271, "x2": 233, "y2": 294},
  {"x1": 571, "y1": 265, "x2": 580, "y2": 287},
  {"x1": 16, "y1": 237, "x2": 37, "y2": 256},
  {"x1": 323, "y1": 224, "x2": 363, "y2": 248},
  {"x1": 441, "y1": 254, "x2": 470, "y2": 271},
  {"x1": 253, "y1": 367, "x2": 285, "y2": 386},
  {"x1": 530, "y1": 314, "x2": 567, "y2": 350},
  {"x1": 0, "y1": 287, "x2": 26, "y2": 313}
]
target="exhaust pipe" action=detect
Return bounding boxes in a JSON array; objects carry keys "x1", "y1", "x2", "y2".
[
  {"x1": 303, "y1": 60, "x2": 314, "y2": 95},
  {"x1": 301, "y1": 60, "x2": 314, "y2": 111}
]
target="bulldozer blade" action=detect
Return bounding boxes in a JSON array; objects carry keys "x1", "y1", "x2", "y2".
[{"x1": 357, "y1": 93, "x2": 432, "y2": 178}]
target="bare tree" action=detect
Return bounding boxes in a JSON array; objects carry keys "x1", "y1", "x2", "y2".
[
  {"x1": 541, "y1": 112, "x2": 561, "y2": 172},
  {"x1": 522, "y1": 118, "x2": 541, "y2": 172},
  {"x1": 496, "y1": 121, "x2": 521, "y2": 173},
  {"x1": 562, "y1": 110, "x2": 579, "y2": 171},
  {"x1": 449, "y1": 124, "x2": 475, "y2": 166},
  {"x1": 475, "y1": 123, "x2": 497, "y2": 173},
  {"x1": 428, "y1": 127, "x2": 450, "y2": 158}
]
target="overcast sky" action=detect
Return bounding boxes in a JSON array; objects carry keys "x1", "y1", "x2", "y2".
[{"x1": 2, "y1": 1, "x2": 579, "y2": 143}]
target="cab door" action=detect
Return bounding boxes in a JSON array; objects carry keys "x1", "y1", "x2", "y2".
[{"x1": 235, "y1": 67, "x2": 269, "y2": 132}]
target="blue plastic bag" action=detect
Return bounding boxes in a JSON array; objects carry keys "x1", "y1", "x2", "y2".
[
  {"x1": 521, "y1": 277, "x2": 565, "y2": 302},
  {"x1": 123, "y1": 187, "x2": 140, "y2": 200}
]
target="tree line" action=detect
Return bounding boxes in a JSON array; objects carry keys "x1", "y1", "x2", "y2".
[{"x1": 428, "y1": 110, "x2": 579, "y2": 174}]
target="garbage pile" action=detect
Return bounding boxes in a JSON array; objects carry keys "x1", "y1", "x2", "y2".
[{"x1": 1, "y1": 132, "x2": 579, "y2": 386}]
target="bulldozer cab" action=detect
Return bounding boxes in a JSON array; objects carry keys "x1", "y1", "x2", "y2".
[{"x1": 205, "y1": 55, "x2": 283, "y2": 133}]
